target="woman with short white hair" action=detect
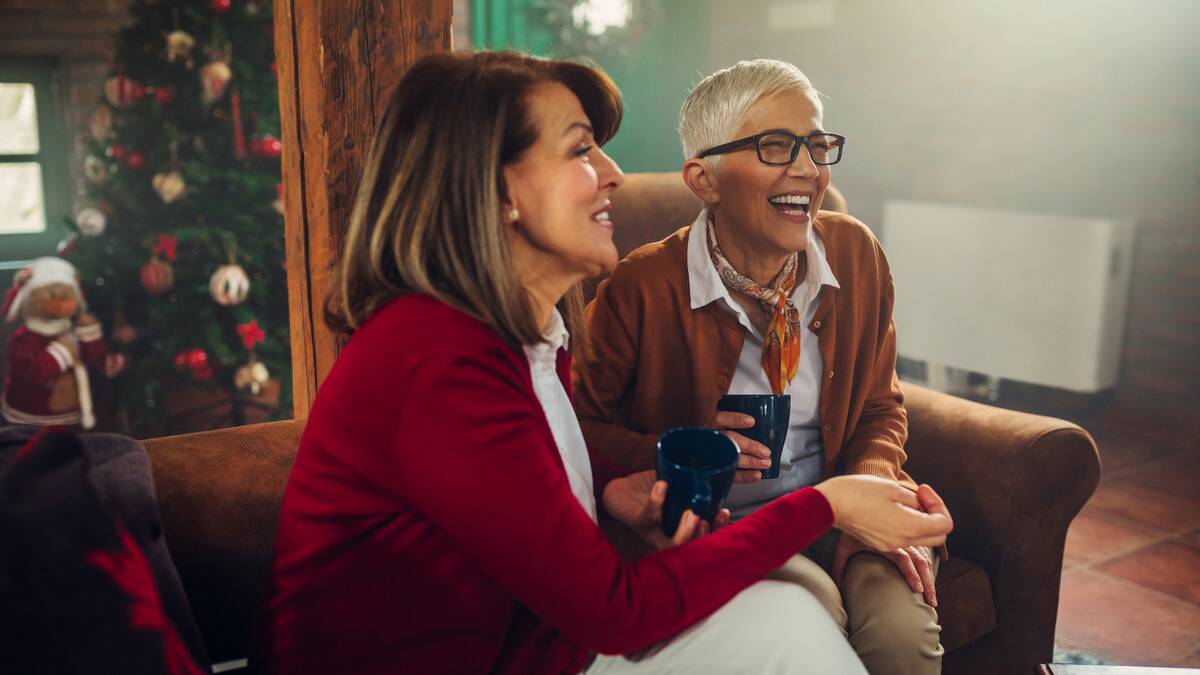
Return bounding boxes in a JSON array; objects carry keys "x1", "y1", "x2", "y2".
[{"x1": 577, "y1": 58, "x2": 947, "y2": 675}]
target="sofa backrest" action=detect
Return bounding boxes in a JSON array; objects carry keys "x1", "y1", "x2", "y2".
[{"x1": 143, "y1": 419, "x2": 304, "y2": 664}]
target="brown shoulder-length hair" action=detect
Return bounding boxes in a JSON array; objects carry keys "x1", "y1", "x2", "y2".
[{"x1": 325, "y1": 51, "x2": 623, "y2": 350}]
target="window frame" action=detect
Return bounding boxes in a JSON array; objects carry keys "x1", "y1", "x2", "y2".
[{"x1": 0, "y1": 57, "x2": 72, "y2": 271}]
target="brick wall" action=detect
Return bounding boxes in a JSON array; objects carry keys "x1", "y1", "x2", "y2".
[{"x1": 0, "y1": 0, "x2": 131, "y2": 214}]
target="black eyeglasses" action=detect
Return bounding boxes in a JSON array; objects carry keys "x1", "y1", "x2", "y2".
[{"x1": 697, "y1": 131, "x2": 846, "y2": 166}]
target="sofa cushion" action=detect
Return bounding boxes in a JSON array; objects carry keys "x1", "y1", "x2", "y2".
[{"x1": 935, "y1": 556, "x2": 997, "y2": 652}]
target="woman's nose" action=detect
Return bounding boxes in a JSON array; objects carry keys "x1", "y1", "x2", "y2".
[
  {"x1": 786, "y1": 146, "x2": 820, "y2": 178},
  {"x1": 597, "y1": 148, "x2": 625, "y2": 192}
]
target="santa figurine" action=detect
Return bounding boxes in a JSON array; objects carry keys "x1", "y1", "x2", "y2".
[{"x1": 2, "y1": 257, "x2": 106, "y2": 429}]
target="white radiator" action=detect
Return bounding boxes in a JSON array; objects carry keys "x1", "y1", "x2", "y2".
[{"x1": 881, "y1": 200, "x2": 1135, "y2": 393}]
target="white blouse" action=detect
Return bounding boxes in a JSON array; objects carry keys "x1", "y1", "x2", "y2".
[
  {"x1": 686, "y1": 208, "x2": 841, "y2": 519},
  {"x1": 522, "y1": 309, "x2": 598, "y2": 522}
]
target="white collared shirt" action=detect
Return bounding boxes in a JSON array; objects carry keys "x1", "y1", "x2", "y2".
[
  {"x1": 686, "y1": 208, "x2": 841, "y2": 519},
  {"x1": 522, "y1": 309, "x2": 598, "y2": 522}
]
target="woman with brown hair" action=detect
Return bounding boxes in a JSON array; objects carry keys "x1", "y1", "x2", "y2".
[{"x1": 258, "y1": 51, "x2": 952, "y2": 675}]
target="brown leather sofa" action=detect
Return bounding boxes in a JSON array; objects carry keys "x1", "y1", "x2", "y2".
[{"x1": 142, "y1": 172, "x2": 1101, "y2": 675}]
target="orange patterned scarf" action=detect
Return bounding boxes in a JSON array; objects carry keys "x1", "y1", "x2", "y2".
[{"x1": 706, "y1": 216, "x2": 802, "y2": 394}]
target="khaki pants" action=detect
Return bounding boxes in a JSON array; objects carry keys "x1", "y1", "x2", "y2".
[
  {"x1": 768, "y1": 531, "x2": 944, "y2": 675},
  {"x1": 585, "y1": 580, "x2": 867, "y2": 674}
]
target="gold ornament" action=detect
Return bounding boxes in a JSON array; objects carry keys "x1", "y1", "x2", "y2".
[
  {"x1": 90, "y1": 106, "x2": 114, "y2": 142},
  {"x1": 234, "y1": 360, "x2": 270, "y2": 395},
  {"x1": 199, "y1": 61, "x2": 232, "y2": 104},
  {"x1": 84, "y1": 155, "x2": 110, "y2": 184},
  {"x1": 209, "y1": 264, "x2": 251, "y2": 305},
  {"x1": 152, "y1": 170, "x2": 187, "y2": 204},
  {"x1": 165, "y1": 30, "x2": 196, "y2": 68}
]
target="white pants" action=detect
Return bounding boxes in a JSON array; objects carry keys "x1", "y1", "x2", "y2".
[{"x1": 584, "y1": 580, "x2": 867, "y2": 675}]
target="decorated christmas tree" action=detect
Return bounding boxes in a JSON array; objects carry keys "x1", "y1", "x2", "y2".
[{"x1": 67, "y1": 0, "x2": 289, "y2": 435}]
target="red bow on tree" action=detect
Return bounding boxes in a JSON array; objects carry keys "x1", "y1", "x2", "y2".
[
  {"x1": 153, "y1": 234, "x2": 178, "y2": 263},
  {"x1": 237, "y1": 320, "x2": 265, "y2": 349}
]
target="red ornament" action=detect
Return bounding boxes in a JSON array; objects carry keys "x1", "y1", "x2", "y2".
[
  {"x1": 107, "y1": 145, "x2": 127, "y2": 161},
  {"x1": 172, "y1": 351, "x2": 189, "y2": 371},
  {"x1": 104, "y1": 352, "x2": 128, "y2": 379},
  {"x1": 153, "y1": 234, "x2": 178, "y2": 263},
  {"x1": 153, "y1": 87, "x2": 175, "y2": 105},
  {"x1": 125, "y1": 151, "x2": 146, "y2": 170},
  {"x1": 211, "y1": 0, "x2": 232, "y2": 12},
  {"x1": 185, "y1": 348, "x2": 209, "y2": 370},
  {"x1": 140, "y1": 258, "x2": 174, "y2": 295},
  {"x1": 237, "y1": 320, "x2": 265, "y2": 349},
  {"x1": 251, "y1": 135, "x2": 282, "y2": 158}
]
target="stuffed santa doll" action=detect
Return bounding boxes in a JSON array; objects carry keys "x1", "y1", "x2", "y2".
[{"x1": 2, "y1": 257, "x2": 106, "y2": 429}]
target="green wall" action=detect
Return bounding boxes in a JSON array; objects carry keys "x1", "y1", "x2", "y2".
[{"x1": 472, "y1": 1, "x2": 709, "y2": 173}]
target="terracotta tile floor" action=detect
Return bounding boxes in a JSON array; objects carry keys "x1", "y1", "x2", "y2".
[{"x1": 1055, "y1": 415, "x2": 1200, "y2": 667}]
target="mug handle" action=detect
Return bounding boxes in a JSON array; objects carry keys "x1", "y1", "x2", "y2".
[{"x1": 690, "y1": 480, "x2": 712, "y2": 519}]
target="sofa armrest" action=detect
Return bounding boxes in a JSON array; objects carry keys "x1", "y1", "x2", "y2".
[{"x1": 900, "y1": 383, "x2": 1100, "y2": 673}]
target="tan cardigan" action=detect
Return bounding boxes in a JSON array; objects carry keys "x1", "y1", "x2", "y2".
[{"x1": 574, "y1": 211, "x2": 917, "y2": 491}]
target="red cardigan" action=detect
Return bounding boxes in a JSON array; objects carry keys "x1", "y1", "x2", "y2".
[{"x1": 259, "y1": 295, "x2": 834, "y2": 675}]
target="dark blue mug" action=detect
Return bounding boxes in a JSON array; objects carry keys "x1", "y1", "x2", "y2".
[
  {"x1": 656, "y1": 427, "x2": 739, "y2": 537},
  {"x1": 717, "y1": 394, "x2": 791, "y2": 479}
]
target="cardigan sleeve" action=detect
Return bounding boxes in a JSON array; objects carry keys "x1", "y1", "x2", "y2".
[
  {"x1": 573, "y1": 275, "x2": 661, "y2": 471},
  {"x1": 393, "y1": 350, "x2": 834, "y2": 655},
  {"x1": 840, "y1": 250, "x2": 917, "y2": 491}
]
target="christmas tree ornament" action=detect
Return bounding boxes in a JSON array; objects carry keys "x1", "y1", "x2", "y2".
[
  {"x1": 90, "y1": 105, "x2": 114, "y2": 142},
  {"x1": 199, "y1": 61, "x2": 233, "y2": 104},
  {"x1": 172, "y1": 350, "x2": 189, "y2": 371},
  {"x1": 104, "y1": 75, "x2": 146, "y2": 109},
  {"x1": 57, "y1": 234, "x2": 78, "y2": 257},
  {"x1": 165, "y1": 30, "x2": 196, "y2": 67},
  {"x1": 185, "y1": 348, "x2": 208, "y2": 370},
  {"x1": 152, "y1": 86, "x2": 175, "y2": 105},
  {"x1": 234, "y1": 359, "x2": 269, "y2": 395},
  {"x1": 250, "y1": 134, "x2": 282, "y2": 158},
  {"x1": 211, "y1": 0, "x2": 232, "y2": 13},
  {"x1": 112, "y1": 322, "x2": 137, "y2": 345},
  {"x1": 153, "y1": 234, "x2": 179, "y2": 262},
  {"x1": 272, "y1": 182, "x2": 285, "y2": 216},
  {"x1": 84, "y1": 155, "x2": 110, "y2": 184},
  {"x1": 106, "y1": 144, "x2": 127, "y2": 161},
  {"x1": 140, "y1": 258, "x2": 174, "y2": 295},
  {"x1": 76, "y1": 207, "x2": 107, "y2": 237},
  {"x1": 104, "y1": 352, "x2": 128, "y2": 378},
  {"x1": 209, "y1": 264, "x2": 250, "y2": 306},
  {"x1": 236, "y1": 320, "x2": 265, "y2": 349},
  {"x1": 125, "y1": 151, "x2": 146, "y2": 171},
  {"x1": 152, "y1": 171, "x2": 187, "y2": 204}
]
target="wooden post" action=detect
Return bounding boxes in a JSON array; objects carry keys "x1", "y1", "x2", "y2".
[{"x1": 273, "y1": 0, "x2": 453, "y2": 418}]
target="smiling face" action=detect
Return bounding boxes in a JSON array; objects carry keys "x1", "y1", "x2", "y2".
[
  {"x1": 503, "y1": 81, "x2": 626, "y2": 286},
  {"x1": 705, "y1": 87, "x2": 830, "y2": 258}
]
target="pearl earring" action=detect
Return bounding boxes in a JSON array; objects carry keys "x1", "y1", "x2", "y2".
[{"x1": 508, "y1": 208, "x2": 520, "y2": 222}]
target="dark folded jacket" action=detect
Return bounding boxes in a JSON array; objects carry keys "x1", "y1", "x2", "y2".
[{"x1": 0, "y1": 424, "x2": 210, "y2": 674}]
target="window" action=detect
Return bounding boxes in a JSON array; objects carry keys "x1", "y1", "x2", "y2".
[{"x1": 0, "y1": 58, "x2": 71, "y2": 271}]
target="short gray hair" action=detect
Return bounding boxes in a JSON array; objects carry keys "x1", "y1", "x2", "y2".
[{"x1": 679, "y1": 59, "x2": 821, "y2": 166}]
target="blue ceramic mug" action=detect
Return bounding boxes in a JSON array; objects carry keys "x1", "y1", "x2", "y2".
[
  {"x1": 717, "y1": 394, "x2": 791, "y2": 479},
  {"x1": 656, "y1": 427, "x2": 739, "y2": 537}
]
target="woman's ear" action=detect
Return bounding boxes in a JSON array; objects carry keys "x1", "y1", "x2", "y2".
[{"x1": 682, "y1": 158, "x2": 720, "y2": 206}]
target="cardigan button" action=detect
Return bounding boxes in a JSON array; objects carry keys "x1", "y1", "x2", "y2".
[
  {"x1": 823, "y1": 424, "x2": 831, "y2": 432},
  {"x1": 812, "y1": 320, "x2": 822, "y2": 329},
  {"x1": 826, "y1": 370, "x2": 834, "y2": 379}
]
